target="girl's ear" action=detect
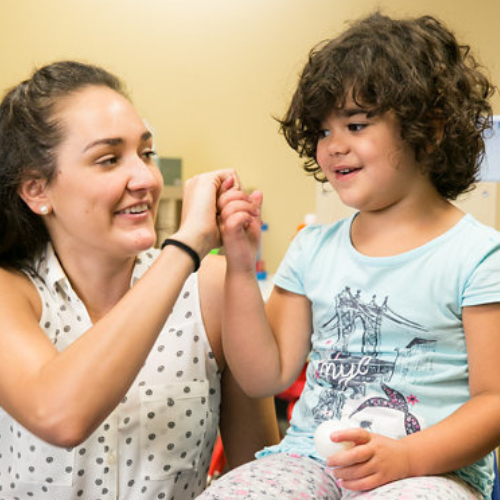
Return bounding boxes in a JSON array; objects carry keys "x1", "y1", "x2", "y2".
[
  {"x1": 432, "y1": 117, "x2": 445, "y2": 145},
  {"x1": 17, "y1": 176, "x2": 51, "y2": 215},
  {"x1": 425, "y1": 116, "x2": 446, "y2": 154}
]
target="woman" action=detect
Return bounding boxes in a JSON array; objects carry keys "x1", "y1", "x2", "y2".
[{"x1": 0, "y1": 60, "x2": 278, "y2": 499}]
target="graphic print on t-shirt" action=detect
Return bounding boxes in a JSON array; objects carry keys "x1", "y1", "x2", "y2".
[{"x1": 312, "y1": 286, "x2": 434, "y2": 437}]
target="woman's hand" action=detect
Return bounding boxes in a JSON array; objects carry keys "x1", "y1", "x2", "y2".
[
  {"x1": 173, "y1": 169, "x2": 240, "y2": 258},
  {"x1": 217, "y1": 185, "x2": 263, "y2": 273},
  {"x1": 325, "y1": 428, "x2": 412, "y2": 491}
]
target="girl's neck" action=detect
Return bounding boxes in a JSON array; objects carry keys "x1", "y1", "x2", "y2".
[{"x1": 350, "y1": 196, "x2": 464, "y2": 258}]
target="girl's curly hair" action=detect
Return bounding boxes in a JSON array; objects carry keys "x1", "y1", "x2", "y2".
[{"x1": 279, "y1": 12, "x2": 495, "y2": 200}]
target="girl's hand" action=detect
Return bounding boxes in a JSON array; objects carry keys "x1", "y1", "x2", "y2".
[
  {"x1": 325, "y1": 428, "x2": 412, "y2": 491},
  {"x1": 174, "y1": 169, "x2": 240, "y2": 258},
  {"x1": 217, "y1": 185, "x2": 263, "y2": 273}
]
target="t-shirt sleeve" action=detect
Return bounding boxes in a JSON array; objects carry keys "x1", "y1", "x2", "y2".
[
  {"x1": 273, "y1": 225, "x2": 318, "y2": 295},
  {"x1": 462, "y1": 239, "x2": 500, "y2": 307}
]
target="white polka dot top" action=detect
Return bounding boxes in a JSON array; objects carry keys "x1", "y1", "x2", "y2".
[{"x1": 0, "y1": 244, "x2": 222, "y2": 500}]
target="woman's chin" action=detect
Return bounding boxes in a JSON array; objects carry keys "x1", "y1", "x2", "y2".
[{"x1": 127, "y1": 230, "x2": 158, "y2": 253}]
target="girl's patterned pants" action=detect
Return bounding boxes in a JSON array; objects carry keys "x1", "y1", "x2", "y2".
[{"x1": 197, "y1": 453, "x2": 483, "y2": 500}]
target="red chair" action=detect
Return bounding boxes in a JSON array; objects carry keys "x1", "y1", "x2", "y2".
[
  {"x1": 275, "y1": 364, "x2": 307, "y2": 422},
  {"x1": 207, "y1": 433, "x2": 226, "y2": 485}
]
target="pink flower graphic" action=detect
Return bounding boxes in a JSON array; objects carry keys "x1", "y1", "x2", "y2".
[{"x1": 407, "y1": 394, "x2": 419, "y2": 405}]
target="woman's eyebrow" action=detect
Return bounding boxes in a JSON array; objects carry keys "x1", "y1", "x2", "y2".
[
  {"x1": 83, "y1": 131, "x2": 152, "y2": 153},
  {"x1": 83, "y1": 137, "x2": 123, "y2": 153},
  {"x1": 140, "y1": 130, "x2": 153, "y2": 143}
]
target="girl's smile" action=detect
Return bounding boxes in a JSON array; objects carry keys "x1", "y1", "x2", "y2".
[
  {"x1": 316, "y1": 101, "x2": 432, "y2": 215},
  {"x1": 332, "y1": 165, "x2": 363, "y2": 181}
]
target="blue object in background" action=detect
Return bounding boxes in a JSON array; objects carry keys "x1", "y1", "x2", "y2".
[
  {"x1": 256, "y1": 222, "x2": 268, "y2": 280},
  {"x1": 481, "y1": 116, "x2": 500, "y2": 182},
  {"x1": 493, "y1": 452, "x2": 499, "y2": 500}
]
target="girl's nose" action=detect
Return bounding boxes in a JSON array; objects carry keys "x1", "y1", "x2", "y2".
[{"x1": 326, "y1": 131, "x2": 349, "y2": 156}]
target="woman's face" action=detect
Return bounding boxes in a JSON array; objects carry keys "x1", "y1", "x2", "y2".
[{"x1": 43, "y1": 85, "x2": 163, "y2": 259}]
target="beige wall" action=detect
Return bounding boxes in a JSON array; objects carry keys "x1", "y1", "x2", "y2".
[{"x1": 1, "y1": 0, "x2": 499, "y2": 272}]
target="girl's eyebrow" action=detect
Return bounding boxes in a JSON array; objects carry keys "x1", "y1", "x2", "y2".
[{"x1": 340, "y1": 107, "x2": 368, "y2": 118}]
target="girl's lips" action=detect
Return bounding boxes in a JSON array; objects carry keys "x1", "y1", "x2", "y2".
[{"x1": 334, "y1": 167, "x2": 362, "y2": 180}]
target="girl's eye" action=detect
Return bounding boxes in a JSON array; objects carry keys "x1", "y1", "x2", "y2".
[
  {"x1": 318, "y1": 129, "x2": 331, "y2": 139},
  {"x1": 348, "y1": 123, "x2": 367, "y2": 132}
]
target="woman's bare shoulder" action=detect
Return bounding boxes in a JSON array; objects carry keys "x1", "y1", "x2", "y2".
[{"x1": 0, "y1": 266, "x2": 42, "y2": 318}]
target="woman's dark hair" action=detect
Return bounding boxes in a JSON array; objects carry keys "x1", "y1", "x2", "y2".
[
  {"x1": 0, "y1": 61, "x2": 127, "y2": 270},
  {"x1": 279, "y1": 12, "x2": 495, "y2": 199}
]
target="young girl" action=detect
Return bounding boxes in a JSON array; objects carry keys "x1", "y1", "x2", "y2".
[
  {"x1": 0, "y1": 61, "x2": 279, "y2": 499},
  {"x1": 199, "y1": 12, "x2": 500, "y2": 500}
]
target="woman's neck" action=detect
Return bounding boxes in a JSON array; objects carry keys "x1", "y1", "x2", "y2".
[{"x1": 52, "y1": 245, "x2": 137, "y2": 323}]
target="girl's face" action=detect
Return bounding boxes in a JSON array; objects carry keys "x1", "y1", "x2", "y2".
[
  {"x1": 43, "y1": 85, "x2": 163, "y2": 259},
  {"x1": 316, "y1": 100, "x2": 430, "y2": 213}
]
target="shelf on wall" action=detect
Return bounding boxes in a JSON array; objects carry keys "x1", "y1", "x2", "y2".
[{"x1": 155, "y1": 185, "x2": 183, "y2": 246}]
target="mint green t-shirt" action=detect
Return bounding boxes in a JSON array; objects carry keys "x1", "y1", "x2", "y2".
[{"x1": 258, "y1": 214, "x2": 500, "y2": 499}]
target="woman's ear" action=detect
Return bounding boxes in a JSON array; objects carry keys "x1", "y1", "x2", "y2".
[{"x1": 17, "y1": 176, "x2": 52, "y2": 215}]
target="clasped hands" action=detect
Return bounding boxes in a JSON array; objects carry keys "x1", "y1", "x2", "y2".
[{"x1": 181, "y1": 169, "x2": 262, "y2": 270}]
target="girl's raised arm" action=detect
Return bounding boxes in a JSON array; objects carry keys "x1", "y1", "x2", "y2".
[{"x1": 218, "y1": 188, "x2": 312, "y2": 397}]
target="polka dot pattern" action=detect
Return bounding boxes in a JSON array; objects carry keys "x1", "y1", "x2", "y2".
[
  {"x1": 0, "y1": 245, "x2": 221, "y2": 499},
  {"x1": 140, "y1": 380, "x2": 210, "y2": 480}
]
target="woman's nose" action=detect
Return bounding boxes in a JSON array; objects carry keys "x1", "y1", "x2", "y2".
[{"x1": 127, "y1": 158, "x2": 161, "y2": 192}]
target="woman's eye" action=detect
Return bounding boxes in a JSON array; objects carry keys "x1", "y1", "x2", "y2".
[
  {"x1": 142, "y1": 149, "x2": 157, "y2": 161},
  {"x1": 98, "y1": 156, "x2": 119, "y2": 166}
]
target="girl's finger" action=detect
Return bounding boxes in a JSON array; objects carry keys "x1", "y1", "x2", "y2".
[{"x1": 219, "y1": 175, "x2": 235, "y2": 194}]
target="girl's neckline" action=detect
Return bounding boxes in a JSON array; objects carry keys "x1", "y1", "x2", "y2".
[{"x1": 346, "y1": 212, "x2": 470, "y2": 263}]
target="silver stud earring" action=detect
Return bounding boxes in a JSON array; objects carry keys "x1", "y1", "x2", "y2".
[{"x1": 40, "y1": 205, "x2": 50, "y2": 215}]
